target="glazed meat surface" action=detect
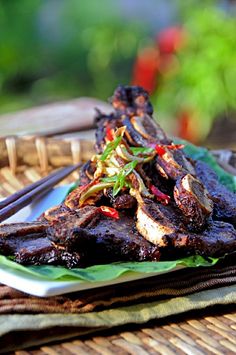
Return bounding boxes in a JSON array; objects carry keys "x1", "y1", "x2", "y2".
[
  {"x1": 195, "y1": 160, "x2": 236, "y2": 225},
  {"x1": 0, "y1": 85, "x2": 235, "y2": 268},
  {"x1": 0, "y1": 213, "x2": 160, "y2": 267},
  {"x1": 0, "y1": 222, "x2": 83, "y2": 268},
  {"x1": 168, "y1": 220, "x2": 236, "y2": 258}
]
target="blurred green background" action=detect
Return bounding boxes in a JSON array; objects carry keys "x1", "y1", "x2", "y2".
[{"x1": 0, "y1": 0, "x2": 235, "y2": 146}]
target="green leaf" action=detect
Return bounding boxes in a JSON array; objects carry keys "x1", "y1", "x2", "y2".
[
  {"x1": 100, "y1": 136, "x2": 122, "y2": 161},
  {"x1": 0, "y1": 255, "x2": 218, "y2": 282}
]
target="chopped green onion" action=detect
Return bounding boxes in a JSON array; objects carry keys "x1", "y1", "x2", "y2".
[
  {"x1": 112, "y1": 160, "x2": 138, "y2": 196},
  {"x1": 79, "y1": 182, "x2": 114, "y2": 205},
  {"x1": 101, "y1": 176, "x2": 117, "y2": 183},
  {"x1": 123, "y1": 160, "x2": 138, "y2": 174},
  {"x1": 101, "y1": 161, "x2": 138, "y2": 197},
  {"x1": 100, "y1": 136, "x2": 122, "y2": 161},
  {"x1": 130, "y1": 147, "x2": 154, "y2": 155}
]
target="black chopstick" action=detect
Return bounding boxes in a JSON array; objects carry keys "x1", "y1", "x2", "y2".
[
  {"x1": 0, "y1": 163, "x2": 81, "y2": 223},
  {"x1": 0, "y1": 168, "x2": 73, "y2": 210}
]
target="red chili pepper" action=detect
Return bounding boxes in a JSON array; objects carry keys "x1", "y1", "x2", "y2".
[
  {"x1": 154, "y1": 145, "x2": 166, "y2": 156},
  {"x1": 105, "y1": 125, "x2": 114, "y2": 141},
  {"x1": 99, "y1": 206, "x2": 119, "y2": 219},
  {"x1": 150, "y1": 185, "x2": 171, "y2": 205},
  {"x1": 165, "y1": 144, "x2": 184, "y2": 151},
  {"x1": 153, "y1": 143, "x2": 184, "y2": 156}
]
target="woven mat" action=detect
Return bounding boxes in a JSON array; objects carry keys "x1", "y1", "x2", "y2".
[
  {"x1": 0, "y1": 146, "x2": 236, "y2": 354},
  {"x1": 1, "y1": 257, "x2": 236, "y2": 315},
  {"x1": 1, "y1": 259, "x2": 236, "y2": 353}
]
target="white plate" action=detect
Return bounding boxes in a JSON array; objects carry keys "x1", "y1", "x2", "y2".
[{"x1": 0, "y1": 186, "x2": 184, "y2": 297}]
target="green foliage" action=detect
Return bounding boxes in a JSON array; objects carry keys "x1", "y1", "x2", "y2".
[
  {"x1": 0, "y1": 1, "x2": 147, "y2": 113},
  {"x1": 154, "y1": 6, "x2": 236, "y2": 139}
]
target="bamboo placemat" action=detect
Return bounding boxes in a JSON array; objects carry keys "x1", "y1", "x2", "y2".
[{"x1": 0, "y1": 138, "x2": 236, "y2": 354}]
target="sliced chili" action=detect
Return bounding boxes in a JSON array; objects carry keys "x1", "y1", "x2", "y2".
[
  {"x1": 105, "y1": 125, "x2": 114, "y2": 142},
  {"x1": 153, "y1": 143, "x2": 184, "y2": 156},
  {"x1": 150, "y1": 184, "x2": 171, "y2": 205},
  {"x1": 99, "y1": 206, "x2": 119, "y2": 219},
  {"x1": 165, "y1": 144, "x2": 184, "y2": 151},
  {"x1": 154, "y1": 145, "x2": 166, "y2": 156}
]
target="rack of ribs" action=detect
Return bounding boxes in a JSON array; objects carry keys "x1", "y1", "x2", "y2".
[{"x1": 0, "y1": 85, "x2": 235, "y2": 268}]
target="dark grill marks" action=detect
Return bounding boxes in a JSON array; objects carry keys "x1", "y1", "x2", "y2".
[
  {"x1": 0, "y1": 85, "x2": 235, "y2": 268},
  {"x1": 195, "y1": 160, "x2": 236, "y2": 225}
]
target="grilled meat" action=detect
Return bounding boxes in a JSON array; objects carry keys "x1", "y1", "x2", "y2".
[
  {"x1": 112, "y1": 85, "x2": 153, "y2": 117},
  {"x1": 44, "y1": 204, "x2": 160, "y2": 262},
  {"x1": 136, "y1": 199, "x2": 186, "y2": 246},
  {"x1": 105, "y1": 189, "x2": 137, "y2": 210},
  {"x1": 94, "y1": 110, "x2": 119, "y2": 154},
  {"x1": 0, "y1": 213, "x2": 160, "y2": 267},
  {"x1": 46, "y1": 204, "x2": 160, "y2": 262},
  {"x1": 155, "y1": 150, "x2": 196, "y2": 180},
  {"x1": 79, "y1": 160, "x2": 96, "y2": 186},
  {"x1": 15, "y1": 238, "x2": 83, "y2": 268},
  {"x1": 45, "y1": 206, "x2": 100, "y2": 247},
  {"x1": 0, "y1": 85, "x2": 235, "y2": 268},
  {"x1": 135, "y1": 197, "x2": 236, "y2": 258},
  {"x1": 122, "y1": 116, "x2": 151, "y2": 147},
  {"x1": 111, "y1": 86, "x2": 195, "y2": 175},
  {"x1": 80, "y1": 213, "x2": 160, "y2": 263},
  {"x1": 110, "y1": 86, "x2": 208, "y2": 230},
  {"x1": 174, "y1": 174, "x2": 213, "y2": 231},
  {"x1": 0, "y1": 222, "x2": 47, "y2": 239},
  {"x1": 0, "y1": 222, "x2": 47, "y2": 255},
  {"x1": 0, "y1": 222, "x2": 83, "y2": 268},
  {"x1": 168, "y1": 220, "x2": 236, "y2": 258},
  {"x1": 132, "y1": 114, "x2": 169, "y2": 144},
  {"x1": 195, "y1": 160, "x2": 236, "y2": 225},
  {"x1": 121, "y1": 114, "x2": 169, "y2": 148},
  {"x1": 111, "y1": 86, "x2": 168, "y2": 146}
]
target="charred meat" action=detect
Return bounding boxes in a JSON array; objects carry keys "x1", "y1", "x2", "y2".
[
  {"x1": 136, "y1": 199, "x2": 186, "y2": 247},
  {"x1": 0, "y1": 85, "x2": 235, "y2": 268},
  {"x1": 0, "y1": 222, "x2": 83, "y2": 268},
  {"x1": 195, "y1": 160, "x2": 236, "y2": 225},
  {"x1": 174, "y1": 174, "x2": 213, "y2": 231},
  {"x1": 167, "y1": 221, "x2": 236, "y2": 258},
  {"x1": 111, "y1": 85, "x2": 153, "y2": 117},
  {"x1": 76, "y1": 213, "x2": 161, "y2": 263}
]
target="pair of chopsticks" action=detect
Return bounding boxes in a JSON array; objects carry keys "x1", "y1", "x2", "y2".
[{"x1": 0, "y1": 163, "x2": 81, "y2": 223}]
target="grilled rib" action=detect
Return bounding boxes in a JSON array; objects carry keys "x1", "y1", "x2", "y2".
[
  {"x1": 136, "y1": 199, "x2": 186, "y2": 246},
  {"x1": 0, "y1": 222, "x2": 83, "y2": 268},
  {"x1": 0, "y1": 85, "x2": 235, "y2": 269},
  {"x1": 168, "y1": 220, "x2": 236, "y2": 258},
  {"x1": 195, "y1": 160, "x2": 236, "y2": 225},
  {"x1": 174, "y1": 174, "x2": 213, "y2": 231}
]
